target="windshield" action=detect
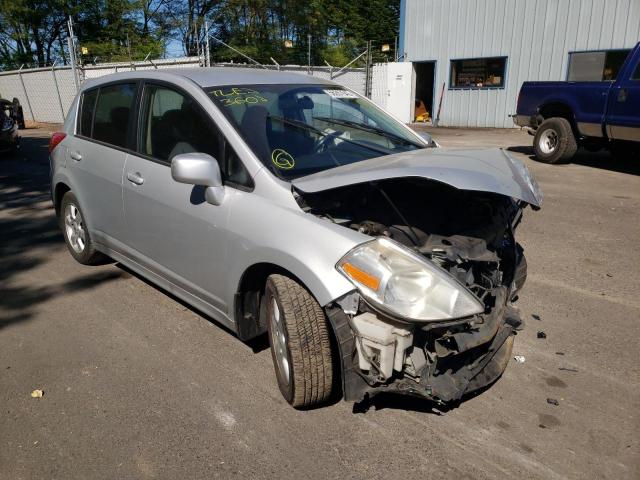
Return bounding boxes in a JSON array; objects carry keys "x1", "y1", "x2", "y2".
[{"x1": 206, "y1": 84, "x2": 425, "y2": 180}]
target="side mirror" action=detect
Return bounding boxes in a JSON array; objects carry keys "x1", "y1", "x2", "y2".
[
  {"x1": 417, "y1": 132, "x2": 439, "y2": 148},
  {"x1": 171, "y1": 153, "x2": 225, "y2": 205}
]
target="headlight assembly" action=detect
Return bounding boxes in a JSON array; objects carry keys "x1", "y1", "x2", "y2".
[{"x1": 336, "y1": 238, "x2": 485, "y2": 322}]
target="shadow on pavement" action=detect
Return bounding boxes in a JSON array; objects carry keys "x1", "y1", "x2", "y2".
[
  {"x1": 507, "y1": 145, "x2": 640, "y2": 176},
  {"x1": 0, "y1": 134, "x2": 59, "y2": 262},
  {"x1": 0, "y1": 269, "x2": 127, "y2": 330},
  {"x1": 114, "y1": 262, "x2": 246, "y2": 342},
  {"x1": 1, "y1": 131, "x2": 126, "y2": 330}
]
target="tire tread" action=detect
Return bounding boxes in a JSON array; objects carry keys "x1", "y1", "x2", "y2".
[{"x1": 267, "y1": 274, "x2": 333, "y2": 408}]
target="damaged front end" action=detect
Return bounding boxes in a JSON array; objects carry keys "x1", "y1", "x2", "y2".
[{"x1": 294, "y1": 152, "x2": 538, "y2": 403}]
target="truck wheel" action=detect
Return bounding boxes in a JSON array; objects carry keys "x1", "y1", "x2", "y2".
[
  {"x1": 533, "y1": 117, "x2": 577, "y2": 164},
  {"x1": 60, "y1": 192, "x2": 107, "y2": 265},
  {"x1": 265, "y1": 274, "x2": 333, "y2": 408}
]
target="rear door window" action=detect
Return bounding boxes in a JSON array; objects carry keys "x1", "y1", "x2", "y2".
[
  {"x1": 78, "y1": 89, "x2": 98, "y2": 137},
  {"x1": 92, "y1": 83, "x2": 137, "y2": 148}
]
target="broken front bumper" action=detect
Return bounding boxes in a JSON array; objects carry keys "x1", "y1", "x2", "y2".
[{"x1": 326, "y1": 287, "x2": 522, "y2": 404}]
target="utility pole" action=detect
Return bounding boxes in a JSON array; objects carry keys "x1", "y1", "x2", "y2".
[
  {"x1": 204, "y1": 19, "x2": 210, "y2": 67},
  {"x1": 394, "y1": 36, "x2": 398, "y2": 62},
  {"x1": 67, "y1": 16, "x2": 79, "y2": 91},
  {"x1": 364, "y1": 40, "x2": 372, "y2": 98},
  {"x1": 307, "y1": 34, "x2": 312, "y2": 74}
]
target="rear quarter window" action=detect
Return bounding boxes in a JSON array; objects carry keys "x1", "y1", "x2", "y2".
[{"x1": 78, "y1": 89, "x2": 98, "y2": 137}]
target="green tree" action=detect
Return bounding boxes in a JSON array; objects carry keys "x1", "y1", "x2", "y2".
[
  {"x1": 76, "y1": 0, "x2": 165, "y2": 62},
  {"x1": 0, "y1": 0, "x2": 70, "y2": 68},
  {"x1": 0, "y1": 0, "x2": 402, "y2": 69}
]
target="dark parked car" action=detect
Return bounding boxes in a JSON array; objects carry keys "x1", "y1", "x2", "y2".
[
  {"x1": 0, "y1": 97, "x2": 23, "y2": 153},
  {"x1": 515, "y1": 42, "x2": 640, "y2": 163}
]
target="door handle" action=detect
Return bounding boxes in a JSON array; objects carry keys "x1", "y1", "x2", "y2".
[
  {"x1": 617, "y1": 88, "x2": 628, "y2": 102},
  {"x1": 126, "y1": 171, "x2": 144, "y2": 185},
  {"x1": 69, "y1": 150, "x2": 82, "y2": 161}
]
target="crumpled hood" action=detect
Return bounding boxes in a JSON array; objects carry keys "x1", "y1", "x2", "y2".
[{"x1": 291, "y1": 147, "x2": 543, "y2": 207}]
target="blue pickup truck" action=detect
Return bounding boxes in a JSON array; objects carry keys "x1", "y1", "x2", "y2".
[{"x1": 515, "y1": 42, "x2": 640, "y2": 163}]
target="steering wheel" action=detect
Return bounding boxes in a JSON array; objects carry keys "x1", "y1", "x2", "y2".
[{"x1": 314, "y1": 130, "x2": 344, "y2": 153}]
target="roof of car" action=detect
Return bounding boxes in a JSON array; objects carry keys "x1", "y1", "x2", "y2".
[{"x1": 84, "y1": 67, "x2": 337, "y2": 89}]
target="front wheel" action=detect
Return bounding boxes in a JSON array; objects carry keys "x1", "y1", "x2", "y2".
[
  {"x1": 533, "y1": 117, "x2": 577, "y2": 164},
  {"x1": 265, "y1": 274, "x2": 333, "y2": 408}
]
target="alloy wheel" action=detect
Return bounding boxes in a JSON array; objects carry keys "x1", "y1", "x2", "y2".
[
  {"x1": 64, "y1": 203, "x2": 86, "y2": 253},
  {"x1": 269, "y1": 297, "x2": 290, "y2": 384}
]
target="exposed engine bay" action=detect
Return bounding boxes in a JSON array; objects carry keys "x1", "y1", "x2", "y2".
[{"x1": 295, "y1": 177, "x2": 528, "y2": 403}]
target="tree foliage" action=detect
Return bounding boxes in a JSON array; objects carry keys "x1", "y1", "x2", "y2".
[{"x1": 0, "y1": 0, "x2": 400, "y2": 69}]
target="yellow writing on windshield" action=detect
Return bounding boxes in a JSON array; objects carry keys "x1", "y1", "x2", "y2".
[
  {"x1": 212, "y1": 87, "x2": 268, "y2": 107},
  {"x1": 272, "y1": 149, "x2": 295, "y2": 170}
]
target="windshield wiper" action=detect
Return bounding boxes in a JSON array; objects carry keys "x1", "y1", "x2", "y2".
[
  {"x1": 268, "y1": 115, "x2": 391, "y2": 155},
  {"x1": 313, "y1": 116, "x2": 423, "y2": 148}
]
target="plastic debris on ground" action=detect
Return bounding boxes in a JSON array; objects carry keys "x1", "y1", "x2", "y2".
[
  {"x1": 30, "y1": 389, "x2": 44, "y2": 398},
  {"x1": 546, "y1": 398, "x2": 559, "y2": 406},
  {"x1": 514, "y1": 355, "x2": 526, "y2": 363}
]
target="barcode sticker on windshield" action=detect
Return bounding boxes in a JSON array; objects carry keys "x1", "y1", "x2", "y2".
[{"x1": 323, "y1": 89, "x2": 358, "y2": 99}]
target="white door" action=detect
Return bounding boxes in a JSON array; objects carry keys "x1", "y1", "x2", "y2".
[{"x1": 385, "y1": 62, "x2": 413, "y2": 123}]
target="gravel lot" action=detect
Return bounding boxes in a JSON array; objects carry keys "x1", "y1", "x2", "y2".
[{"x1": 1, "y1": 125, "x2": 638, "y2": 479}]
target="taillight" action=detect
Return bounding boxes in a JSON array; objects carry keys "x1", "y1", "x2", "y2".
[{"x1": 49, "y1": 132, "x2": 67, "y2": 153}]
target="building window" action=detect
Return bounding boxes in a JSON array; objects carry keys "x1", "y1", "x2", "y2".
[
  {"x1": 567, "y1": 50, "x2": 632, "y2": 81},
  {"x1": 450, "y1": 57, "x2": 506, "y2": 89}
]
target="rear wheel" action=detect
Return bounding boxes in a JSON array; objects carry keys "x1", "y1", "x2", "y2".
[
  {"x1": 265, "y1": 274, "x2": 333, "y2": 408},
  {"x1": 533, "y1": 117, "x2": 577, "y2": 164},
  {"x1": 60, "y1": 192, "x2": 107, "y2": 265}
]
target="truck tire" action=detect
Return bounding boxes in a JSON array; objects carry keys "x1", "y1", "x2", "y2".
[
  {"x1": 265, "y1": 274, "x2": 333, "y2": 408},
  {"x1": 533, "y1": 117, "x2": 577, "y2": 164},
  {"x1": 60, "y1": 192, "x2": 108, "y2": 265}
]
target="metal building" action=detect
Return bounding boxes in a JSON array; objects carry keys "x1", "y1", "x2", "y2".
[{"x1": 398, "y1": 0, "x2": 640, "y2": 127}]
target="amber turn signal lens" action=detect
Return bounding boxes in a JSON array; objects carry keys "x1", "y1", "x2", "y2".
[{"x1": 342, "y1": 262, "x2": 380, "y2": 292}]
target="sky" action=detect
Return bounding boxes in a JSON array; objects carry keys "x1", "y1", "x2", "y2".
[{"x1": 165, "y1": 39, "x2": 185, "y2": 58}]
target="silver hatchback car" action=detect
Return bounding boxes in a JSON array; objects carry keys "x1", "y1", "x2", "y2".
[{"x1": 50, "y1": 69, "x2": 542, "y2": 408}]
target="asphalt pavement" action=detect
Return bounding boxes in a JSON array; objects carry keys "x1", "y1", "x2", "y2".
[{"x1": 1, "y1": 125, "x2": 638, "y2": 479}]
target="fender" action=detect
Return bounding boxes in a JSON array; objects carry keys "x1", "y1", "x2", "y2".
[{"x1": 222, "y1": 188, "x2": 369, "y2": 311}]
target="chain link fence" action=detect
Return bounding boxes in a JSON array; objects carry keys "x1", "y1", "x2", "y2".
[{"x1": 0, "y1": 57, "x2": 367, "y2": 125}]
